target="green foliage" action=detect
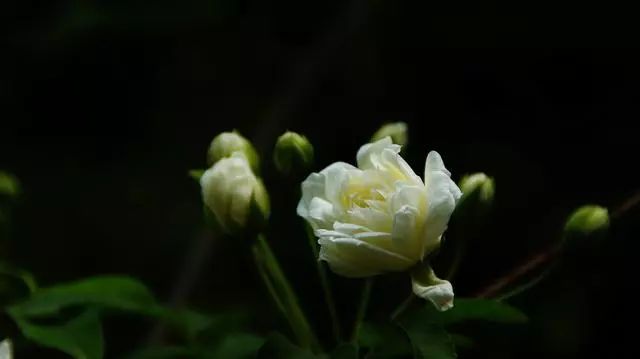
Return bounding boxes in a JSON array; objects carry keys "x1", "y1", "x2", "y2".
[
  {"x1": 329, "y1": 343, "x2": 358, "y2": 359},
  {"x1": 6, "y1": 276, "x2": 214, "y2": 358},
  {"x1": 397, "y1": 319, "x2": 456, "y2": 359},
  {"x1": 256, "y1": 333, "x2": 319, "y2": 359},
  {"x1": 12, "y1": 308, "x2": 104, "y2": 359},
  {"x1": 359, "y1": 322, "x2": 412, "y2": 357},
  {"x1": 433, "y1": 298, "x2": 528, "y2": 326}
]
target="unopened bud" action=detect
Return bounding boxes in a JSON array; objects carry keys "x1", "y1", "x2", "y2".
[
  {"x1": 273, "y1": 131, "x2": 314, "y2": 176},
  {"x1": 207, "y1": 131, "x2": 259, "y2": 173},
  {"x1": 371, "y1": 122, "x2": 408, "y2": 146}
]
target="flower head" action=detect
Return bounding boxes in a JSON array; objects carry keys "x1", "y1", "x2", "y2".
[
  {"x1": 297, "y1": 137, "x2": 461, "y2": 278},
  {"x1": 201, "y1": 153, "x2": 269, "y2": 234}
]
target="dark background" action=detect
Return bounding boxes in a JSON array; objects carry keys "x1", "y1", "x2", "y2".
[{"x1": 2, "y1": 0, "x2": 639, "y2": 358}]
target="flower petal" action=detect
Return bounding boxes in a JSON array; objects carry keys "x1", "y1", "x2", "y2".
[
  {"x1": 356, "y1": 137, "x2": 401, "y2": 170},
  {"x1": 318, "y1": 236, "x2": 413, "y2": 277},
  {"x1": 421, "y1": 151, "x2": 462, "y2": 258},
  {"x1": 411, "y1": 265, "x2": 454, "y2": 311}
]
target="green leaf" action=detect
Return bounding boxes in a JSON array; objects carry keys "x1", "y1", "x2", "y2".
[
  {"x1": 188, "y1": 169, "x2": 205, "y2": 182},
  {"x1": 330, "y1": 343, "x2": 358, "y2": 359},
  {"x1": 0, "y1": 172, "x2": 20, "y2": 199},
  {"x1": 398, "y1": 317, "x2": 456, "y2": 359},
  {"x1": 256, "y1": 333, "x2": 318, "y2": 359},
  {"x1": 13, "y1": 309, "x2": 103, "y2": 359},
  {"x1": 210, "y1": 333, "x2": 265, "y2": 358},
  {"x1": 125, "y1": 346, "x2": 199, "y2": 359},
  {"x1": 436, "y1": 298, "x2": 528, "y2": 325},
  {"x1": 359, "y1": 322, "x2": 412, "y2": 357},
  {"x1": 7, "y1": 276, "x2": 156, "y2": 318},
  {"x1": 0, "y1": 263, "x2": 37, "y2": 306}
]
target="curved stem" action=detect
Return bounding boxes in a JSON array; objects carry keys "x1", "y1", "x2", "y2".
[
  {"x1": 305, "y1": 224, "x2": 341, "y2": 343},
  {"x1": 351, "y1": 277, "x2": 374, "y2": 343},
  {"x1": 390, "y1": 293, "x2": 415, "y2": 322},
  {"x1": 253, "y1": 234, "x2": 321, "y2": 352}
]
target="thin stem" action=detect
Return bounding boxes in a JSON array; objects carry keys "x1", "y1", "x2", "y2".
[
  {"x1": 351, "y1": 277, "x2": 374, "y2": 343},
  {"x1": 253, "y1": 234, "x2": 321, "y2": 352},
  {"x1": 305, "y1": 224, "x2": 341, "y2": 343},
  {"x1": 474, "y1": 246, "x2": 560, "y2": 298},
  {"x1": 390, "y1": 293, "x2": 415, "y2": 322},
  {"x1": 445, "y1": 240, "x2": 466, "y2": 280}
]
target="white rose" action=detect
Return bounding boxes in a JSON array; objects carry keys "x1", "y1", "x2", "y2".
[
  {"x1": 200, "y1": 153, "x2": 269, "y2": 233},
  {"x1": 297, "y1": 137, "x2": 461, "y2": 308}
]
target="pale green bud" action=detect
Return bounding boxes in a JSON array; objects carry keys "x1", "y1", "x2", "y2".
[
  {"x1": 564, "y1": 205, "x2": 609, "y2": 236},
  {"x1": 459, "y1": 173, "x2": 495, "y2": 206},
  {"x1": 273, "y1": 131, "x2": 314, "y2": 176},
  {"x1": 207, "y1": 130, "x2": 259, "y2": 173},
  {"x1": 200, "y1": 153, "x2": 270, "y2": 234},
  {"x1": 371, "y1": 122, "x2": 408, "y2": 146}
]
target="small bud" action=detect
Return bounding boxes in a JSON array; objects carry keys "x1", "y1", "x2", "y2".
[
  {"x1": 273, "y1": 131, "x2": 314, "y2": 176},
  {"x1": 371, "y1": 122, "x2": 408, "y2": 146},
  {"x1": 0, "y1": 338, "x2": 12, "y2": 359},
  {"x1": 411, "y1": 264, "x2": 454, "y2": 312},
  {"x1": 459, "y1": 173, "x2": 495, "y2": 205},
  {"x1": 0, "y1": 172, "x2": 20, "y2": 199},
  {"x1": 200, "y1": 153, "x2": 270, "y2": 234},
  {"x1": 207, "y1": 131, "x2": 259, "y2": 173},
  {"x1": 564, "y1": 205, "x2": 609, "y2": 236}
]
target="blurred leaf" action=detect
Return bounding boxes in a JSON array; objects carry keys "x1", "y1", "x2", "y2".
[
  {"x1": 126, "y1": 346, "x2": 198, "y2": 359},
  {"x1": 0, "y1": 263, "x2": 37, "y2": 306},
  {"x1": 359, "y1": 322, "x2": 412, "y2": 357},
  {"x1": 257, "y1": 333, "x2": 318, "y2": 359},
  {"x1": 0, "y1": 173, "x2": 20, "y2": 199},
  {"x1": 210, "y1": 333, "x2": 265, "y2": 358},
  {"x1": 7, "y1": 276, "x2": 155, "y2": 317},
  {"x1": 188, "y1": 169, "x2": 205, "y2": 182},
  {"x1": 436, "y1": 298, "x2": 528, "y2": 325},
  {"x1": 450, "y1": 334, "x2": 474, "y2": 349},
  {"x1": 148, "y1": 307, "x2": 212, "y2": 342},
  {"x1": 398, "y1": 317, "x2": 456, "y2": 359},
  {"x1": 330, "y1": 343, "x2": 358, "y2": 359},
  {"x1": 13, "y1": 309, "x2": 103, "y2": 359}
]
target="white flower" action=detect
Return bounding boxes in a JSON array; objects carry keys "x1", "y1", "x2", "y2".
[
  {"x1": 297, "y1": 137, "x2": 461, "y2": 308},
  {"x1": 201, "y1": 153, "x2": 269, "y2": 233},
  {"x1": 0, "y1": 339, "x2": 12, "y2": 359}
]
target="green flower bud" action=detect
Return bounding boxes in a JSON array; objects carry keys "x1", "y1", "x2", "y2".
[
  {"x1": 200, "y1": 153, "x2": 270, "y2": 234},
  {"x1": 0, "y1": 172, "x2": 20, "y2": 199},
  {"x1": 207, "y1": 130, "x2": 259, "y2": 173},
  {"x1": 273, "y1": 131, "x2": 314, "y2": 176},
  {"x1": 371, "y1": 122, "x2": 408, "y2": 146},
  {"x1": 564, "y1": 205, "x2": 609, "y2": 236},
  {"x1": 459, "y1": 173, "x2": 495, "y2": 205}
]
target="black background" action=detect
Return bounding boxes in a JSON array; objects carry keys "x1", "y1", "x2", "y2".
[{"x1": 2, "y1": 1, "x2": 639, "y2": 357}]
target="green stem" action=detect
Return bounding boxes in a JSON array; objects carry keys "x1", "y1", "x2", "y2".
[
  {"x1": 305, "y1": 224, "x2": 341, "y2": 343},
  {"x1": 445, "y1": 240, "x2": 466, "y2": 280},
  {"x1": 351, "y1": 277, "x2": 374, "y2": 343},
  {"x1": 253, "y1": 234, "x2": 321, "y2": 352},
  {"x1": 390, "y1": 293, "x2": 415, "y2": 322}
]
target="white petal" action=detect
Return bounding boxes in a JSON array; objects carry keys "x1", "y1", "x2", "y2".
[
  {"x1": 356, "y1": 137, "x2": 401, "y2": 170},
  {"x1": 380, "y1": 148, "x2": 423, "y2": 185},
  {"x1": 421, "y1": 151, "x2": 462, "y2": 258},
  {"x1": 392, "y1": 205, "x2": 421, "y2": 259},
  {"x1": 321, "y1": 162, "x2": 357, "y2": 213},
  {"x1": 297, "y1": 173, "x2": 326, "y2": 218},
  {"x1": 0, "y1": 339, "x2": 12, "y2": 359},
  {"x1": 306, "y1": 197, "x2": 335, "y2": 229},
  {"x1": 424, "y1": 151, "x2": 451, "y2": 177},
  {"x1": 412, "y1": 278, "x2": 454, "y2": 312},
  {"x1": 318, "y1": 236, "x2": 413, "y2": 277}
]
